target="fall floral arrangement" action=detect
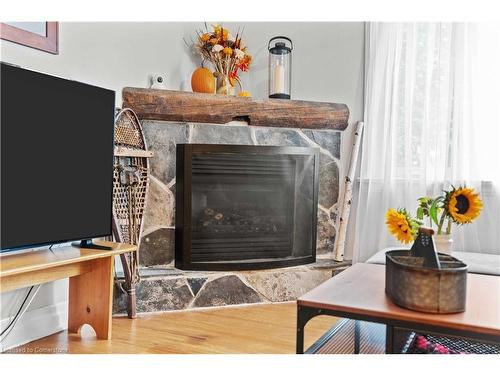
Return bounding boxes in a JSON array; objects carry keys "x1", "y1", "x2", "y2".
[
  {"x1": 386, "y1": 186, "x2": 483, "y2": 244},
  {"x1": 191, "y1": 24, "x2": 252, "y2": 96}
]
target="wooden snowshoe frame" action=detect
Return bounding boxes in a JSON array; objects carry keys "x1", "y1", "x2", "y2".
[{"x1": 112, "y1": 108, "x2": 152, "y2": 318}]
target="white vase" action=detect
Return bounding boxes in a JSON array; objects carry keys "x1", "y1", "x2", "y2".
[{"x1": 434, "y1": 234, "x2": 453, "y2": 255}]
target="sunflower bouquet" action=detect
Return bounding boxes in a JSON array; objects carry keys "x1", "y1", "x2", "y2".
[
  {"x1": 191, "y1": 24, "x2": 252, "y2": 96},
  {"x1": 386, "y1": 186, "x2": 483, "y2": 244}
]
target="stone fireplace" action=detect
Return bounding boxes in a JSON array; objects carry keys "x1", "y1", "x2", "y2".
[
  {"x1": 175, "y1": 144, "x2": 319, "y2": 270},
  {"x1": 113, "y1": 89, "x2": 351, "y2": 315}
]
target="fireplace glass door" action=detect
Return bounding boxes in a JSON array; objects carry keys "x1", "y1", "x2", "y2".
[{"x1": 176, "y1": 144, "x2": 319, "y2": 270}]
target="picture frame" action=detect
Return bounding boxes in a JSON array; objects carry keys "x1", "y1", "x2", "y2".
[{"x1": 0, "y1": 22, "x2": 58, "y2": 54}]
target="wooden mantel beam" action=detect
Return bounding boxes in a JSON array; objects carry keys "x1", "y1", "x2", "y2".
[{"x1": 122, "y1": 88, "x2": 349, "y2": 130}]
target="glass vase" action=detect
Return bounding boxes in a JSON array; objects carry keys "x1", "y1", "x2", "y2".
[
  {"x1": 434, "y1": 234, "x2": 453, "y2": 255},
  {"x1": 216, "y1": 73, "x2": 235, "y2": 96}
]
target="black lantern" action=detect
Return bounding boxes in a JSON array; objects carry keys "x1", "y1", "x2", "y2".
[{"x1": 268, "y1": 36, "x2": 293, "y2": 99}]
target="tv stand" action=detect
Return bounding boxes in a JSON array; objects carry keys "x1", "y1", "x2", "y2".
[
  {"x1": 73, "y1": 239, "x2": 114, "y2": 251},
  {"x1": 0, "y1": 241, "x2": 136, "y2": 340}
]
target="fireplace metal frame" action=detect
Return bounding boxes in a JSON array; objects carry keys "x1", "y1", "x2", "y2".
[{"x1": 175, "y1": 144, "x2": 319, "y2": 271}]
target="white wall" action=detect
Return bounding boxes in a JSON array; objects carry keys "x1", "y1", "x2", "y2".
[
  {"x1": 0, "y1": 21, "x2": 364, "y2": 350},
  {"x1": 1, "y1": 22, "x2": 364, "y2": 113}
]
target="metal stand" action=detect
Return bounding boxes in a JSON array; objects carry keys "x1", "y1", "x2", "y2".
[
  {"x1": 74, "y1": 239, "x2": 113, "y2": 251},
  {"x1": 297, "y1": 303, "x2": 500, "y2": 354},
  {"x1": 354, "y1": 320, "x2": 361, "y2": 354},
  {"x1": 385, "y1": 325, "x2": 395, "y2": 354},
  {"x1": 296, "y1": 305, "x2": 322, "y2": 354}
]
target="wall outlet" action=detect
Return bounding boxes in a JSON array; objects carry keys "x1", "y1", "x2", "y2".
[{"x1": 148, "y1": 73, "x2": 168, "y2": 89}]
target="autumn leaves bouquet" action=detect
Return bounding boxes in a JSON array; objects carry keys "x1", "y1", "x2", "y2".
[
  {"x1": 191, "y1": 24, "x2": 252, "y2": 96},
  {"x1": 386, "y1": 186, "x2": 483, "y2": 245}
]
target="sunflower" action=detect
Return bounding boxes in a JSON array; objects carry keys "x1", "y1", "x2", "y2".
[
  {"x1": 385, "y1": 208, "x2": 418, "y2": 244},
  {"x1": 446, "y1": 187, "x2": 483, "y2": 224}
]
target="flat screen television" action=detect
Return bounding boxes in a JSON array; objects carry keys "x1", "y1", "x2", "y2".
[{"x1": 1, "y1": 62, "x2": 115, "y2": 252}]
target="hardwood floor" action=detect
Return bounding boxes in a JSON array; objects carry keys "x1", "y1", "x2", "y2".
[{"x1": 12, "y1": 302, "x2": 338, "y2": 354}]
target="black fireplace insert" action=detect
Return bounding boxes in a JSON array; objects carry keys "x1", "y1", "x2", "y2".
[{"x1": 175, "y1": 144, "x2": 319, "y2": 270}]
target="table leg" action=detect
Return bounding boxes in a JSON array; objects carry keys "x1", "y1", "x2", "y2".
[
  {"x1": 296, "y1": 305, "x2": 306, "y2": 354},
  {"x1": 68, "y1": 257, "x2": 114, "y2": 339},
  {"x1": 296, "y1": 305, "x2": 321, "y2": 354},
  {"x1": 385, "y1": 324, "x2": 395, "y2": 353},
  {"x1": 354, "y1": 320, "x2": 361, "y2": 354}
]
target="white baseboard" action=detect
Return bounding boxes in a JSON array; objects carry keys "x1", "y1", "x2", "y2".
[{"x1": 0, "y1": 301, "x2": 68, "y2": 352}]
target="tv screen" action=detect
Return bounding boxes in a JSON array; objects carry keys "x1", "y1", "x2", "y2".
[{"x1": 1, "y1": 63, "x2": 115, "y2": 252}]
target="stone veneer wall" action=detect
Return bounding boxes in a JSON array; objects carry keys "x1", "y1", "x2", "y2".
[
  {"x1": 113, "y1": 259, "x2": 350, "y2": 314},
  {"x1": 113, "y1": 120, "x2": 347, "y2": 315},
  {"x1": 139, "y1": 120, "x2": 341, "y2": 266},
  {"x1": 114, "y1": 260, "x2": 349, "y2": 314}
]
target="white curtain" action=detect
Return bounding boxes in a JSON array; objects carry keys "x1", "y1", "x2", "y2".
[{"x1": 353, "y1": 23, "x2": 500, "y2": 263}]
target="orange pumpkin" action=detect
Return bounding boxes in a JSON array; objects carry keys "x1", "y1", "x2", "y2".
[{"x1": 191, "y1": 67, "x2": 216, "y2": 94}]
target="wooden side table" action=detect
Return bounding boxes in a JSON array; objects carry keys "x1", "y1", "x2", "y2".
[
  {"x1": 0, "y1": 241, "x2": 136, "y2": 340},
  {"x1": 297, "y1": 263, "x2": 500, "y2": 353}
]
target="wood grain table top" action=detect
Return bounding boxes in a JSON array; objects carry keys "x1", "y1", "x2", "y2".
[
  {"x1": 0, "y1": 241, "x2": 136, "y2": 277},
  {"x1": 298, "y1": 263, "x2": 500, "y2": 336}
]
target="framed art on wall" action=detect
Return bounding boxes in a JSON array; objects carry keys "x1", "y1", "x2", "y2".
[{"x1": 0, "y1": 22, "x2": 58, "y2": 54}]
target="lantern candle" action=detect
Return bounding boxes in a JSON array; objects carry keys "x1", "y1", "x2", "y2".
[
  {"x1": 273, "y1": 64, "x2": 286, "y2": 94},
  {"x1": 268, "y1": 36, "x2": 292, "y2": 99}
]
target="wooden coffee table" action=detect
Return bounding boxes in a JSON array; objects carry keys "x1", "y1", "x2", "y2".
[{"x1": 297, "y1": 263, "x2": 500, "y2": 353}]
